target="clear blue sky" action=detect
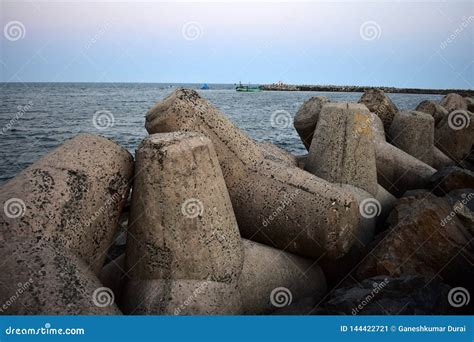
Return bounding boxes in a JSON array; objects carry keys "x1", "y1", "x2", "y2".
[{"x1": 1, "y1": 0, "x2": 473, "y2": 89}]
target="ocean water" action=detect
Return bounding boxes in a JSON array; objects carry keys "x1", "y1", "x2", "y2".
[{"x1": 0, "y1": 83, "x2": 444, "y2": 183}]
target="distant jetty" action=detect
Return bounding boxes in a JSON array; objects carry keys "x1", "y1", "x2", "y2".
[{"x1": 262, "y1": 82, "x2": 474, "y2": 97}]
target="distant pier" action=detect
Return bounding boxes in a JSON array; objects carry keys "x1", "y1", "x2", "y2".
[{"x1": 261, "y1": 83, "x2": 474, "y2": 97}]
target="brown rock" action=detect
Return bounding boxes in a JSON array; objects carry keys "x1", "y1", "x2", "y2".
[
  {"x1": 316, "y1": 276, "x2": 451, "y2": 315},
  {"x1": 356, "y1": 193, "x2": 473, "y2": 291},
  {"x1": 429, "y1": 166, "x2": 474, "y2": 195}
]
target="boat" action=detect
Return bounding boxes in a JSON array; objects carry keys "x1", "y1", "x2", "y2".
[
  {"x1": 200, "y1": 83, "x2": 209, "y2": 90},
  {"x1": 235, "y1": 82, "x2": 262, "y2": 92}
]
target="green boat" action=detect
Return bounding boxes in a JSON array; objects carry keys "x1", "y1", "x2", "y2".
[{"x1": 235, "y1": 83, "x2": 262, "y2": 92}]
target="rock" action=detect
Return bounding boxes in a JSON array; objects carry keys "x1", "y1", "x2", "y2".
[
  {"x1": 316, "y1": 276, "x2": 451, "y2": 315},
  {"x1": 355, "y1": 193, "x2": 474, "y2": 292},
  {"x1": 389, "y1": 110, "x2": 434, "y2": 166},
  {"x1": 440, "y1": 93, "x2": 468, "y2": 113},
  {"x1": 305, "y1": 103, "x2": 378, "y2": 196},
  {"x1": 239, "y1": 239, "x2": 326, "y2": 314},
  {"x1": 445, "y1": 189, "x2": 474, "y2": 233},
  {"x1": 122, "y1": 132, "x2": 243, "y2": 315},
  {"x1": 258, "y1": 141, "x2": 297, "y2": 167},
  {"x1": 415, "y1": 100, "x2": 448, "y2": 126},
  {"x1": 429, "y1": 166, "x2": 474, "y2": 196},
  {"x1": 432, "y1": 147, "x2": 456, "y2": 170},
  {"x1": 0, "y1": 238, "x2": 121, "y2": 314},
  {"x1": 465, "y1": 97, "x2": 474, "y2": 112},
  {"x1": 435, "y1": 110, "x2": 474, "y2": 163},
  {"x1": 145, "y1": 89, "x2": 359, "y2": 260},
  {"x1": 0, "y1": 134, "x2": 133, "y2": 275},
  {"x1": 358, "y1": 89, "x2": 398, "y2": 131},
  {"x1": 293, "y1": 96, "x2": 330, "y2": 149}
]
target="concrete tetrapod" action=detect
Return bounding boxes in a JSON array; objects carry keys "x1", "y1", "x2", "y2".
[
  {"x1": 239, "y1": 239, "x2": 326, "y2": 314},
  {"x1": 435, "y1": 110, "x2": 474, "y2": 163},
  {"x1": 0, "y1": 238, "x2": 122, "y2": 314},
  {"x1": 389, "y1": 110, "x2": 435, "y2": 166},
  {"x1": 293, "y1": 96, "x2": 330, "y2": 150},
  {"x1": 122, "y1": 132, "x2": 244, "y2": 315},
  {"x1": 0, "y1": 134, "x2": 134, "y2": 314},
  {"x1": 305, "y1": 103, "x2": 378, "y2": 196},
  {"x1": 369, "y1": 113, "x2": 437, "y2": 196},
  {"x1": 358, "y1": 89, "x2": 398, "y2": 132},
  {"x1": 145, "y1": 89, "x2": 359, "y2": 260}
]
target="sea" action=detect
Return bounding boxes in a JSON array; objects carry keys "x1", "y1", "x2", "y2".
[{"x1": 0, "y1": 83, "x2": 444, "y2": 184}]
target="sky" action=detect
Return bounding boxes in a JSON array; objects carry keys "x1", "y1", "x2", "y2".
[{"x1": 0, "y1": 0, "x2": 473, "y2": 89}]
